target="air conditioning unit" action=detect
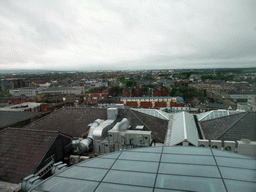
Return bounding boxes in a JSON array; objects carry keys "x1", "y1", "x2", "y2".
[
  {"x1": 223, "y1": 141, "x2": 236, "y2": 152},
  {"x1": 198, "y1": 139, "x2": 210, "y2": 147},
  {"x1": 210, "y1": 140, "x2": 222, "y2": 149},
  {"x1": 80, "y1": 156, "x2": 90, "y2": 161},
  {"x1": 237, "y1": 139, "x2": 256, "y2": 157},
  {"x1": 70, "y1": 155, "x2": 80, "y2": 164}
]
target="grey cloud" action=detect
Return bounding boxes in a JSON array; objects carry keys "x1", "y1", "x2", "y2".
[{"x1": 0, "y1": 0, "x2": 256, "y2": 70}]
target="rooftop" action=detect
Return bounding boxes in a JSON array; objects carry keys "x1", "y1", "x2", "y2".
[
  {"x1": 29, "y1": 146, "x2": 256, "y2": 192},
  {"x1": 24, "y1": 107, "x2": 169, "y2": 143},
  {"x1": 0, "y1": 111, "x2": 42, "y2": 130},
  {"x1": 200, "y1": 112, "x2": 256, "y2": 141},
  {"x1": 0, "y1": 128, "x2": 59, "y2": 183},
  {"x1": 24, "y1": 108, "x2": 108, "y2": 137}
]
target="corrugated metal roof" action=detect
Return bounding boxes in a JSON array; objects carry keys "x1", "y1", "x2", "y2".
[{"x1": 169, "y1": 112, "x2": 198, "y2": 146}]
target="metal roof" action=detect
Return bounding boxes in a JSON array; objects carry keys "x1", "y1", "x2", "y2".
[
  {"x1": 197, "y1": 110, "x2": 244, "y2": 121},
  {"x1": 169, "y1": 112, "x2": 198, "y2": 146},
  {"x1": 29, "y1": 146, "x2": 256, "y2": 192},
  {"x1": 131, "y1": 108, "x2": 170, "y2": 120}
]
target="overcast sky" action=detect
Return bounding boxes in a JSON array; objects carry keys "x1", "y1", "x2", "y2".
[{"x1": 0, "y1": 0, "x2": 256, "y2": 71}]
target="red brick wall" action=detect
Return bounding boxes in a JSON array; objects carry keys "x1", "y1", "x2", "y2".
[
  {"x1": 140, "y1": 102, "x2": 152, "y2": 108},
  {"x1": 123, "y1": 90, "x2": 131, "y2": 97},
  {"x1": 155, "y1": 102, "x2": 167, "y2": 108},
  {"x1": 133, "y1": 88, "x2": 141, "y2": 97},
  {"x1": 153, "y1": 89, "x2": 161, "y2": 97},
  {"x1": 160, "y1": 87, "x2": 168, "y2": 96},
  {"x1": 177, "y1": 103, "x2": 185, "y2": 107},
  {"x1": 126, "y1": 101, "x2": 138, "y2": 107}
]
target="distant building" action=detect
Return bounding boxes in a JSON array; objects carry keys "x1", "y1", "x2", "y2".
[
  {"x1": 84, "y1": 93, "x2": 108, "y2": 105},
  {"x1": 0, "y1": 102, "x2": 41, "y2": 112},
  {"x1": 152, "y1": 86, "x2": 168, "y2": 97},
  {"x1": 9, "y1": 88, "x2": 39, "y2": 97},
  {"x1": 38, "y1": 87, "x2": 83, "y2": 95},
  {"x1": 248, "y1": 95, "x2": 256, "y2": 111},
  {"x1": 0, "y1": 79, "x2": 14, "y2": 91},
  {"x1": 1, "y1": 78, "x2": 25, "y2": 91},
  {"x1": 119, "y1": 96, "x2": 185, "y2": 109}
]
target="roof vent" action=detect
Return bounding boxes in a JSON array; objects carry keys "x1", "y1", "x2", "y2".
[{"x1": 135, "y1": 125, "x2": 144, "y2": 130}]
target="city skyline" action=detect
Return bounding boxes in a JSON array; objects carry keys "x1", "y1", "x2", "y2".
[{"x1": 1, "y1": 0, "x2": 256, "y2": 71}]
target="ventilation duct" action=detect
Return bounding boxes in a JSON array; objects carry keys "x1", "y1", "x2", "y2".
[
  {"x1": 210, "y1": 140, "x2": 222, "y2": 149},
  {"x1": 223, "y1": 141, "x2": 236, "y2": 152},
  {"x1": 198, "y1": 139, "x2": 210, "y2": 147},
  {"x1": 76, "y1": 119, "x2": 104, "y2": 154},
  {"x1": 51, "y1": 162, "x2": 68, "y2": 175},
  {"x1": 21, "y1": 174, "x2": 42, "y2": 192}
]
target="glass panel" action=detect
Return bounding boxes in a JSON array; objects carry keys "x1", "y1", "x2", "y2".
[
  {"x1": 35, "y1": 177, "x2": 98, "y2": 192},
  {"x1": 212, "y1": 149, "x2": 253, "y2": 159},
  {"x1": 78, "y1": 158, "x2": 115, "y2": 169},
  {"x1": 112, "y1": 160, "x2": 159, "y2": 173},
  {"x1": 58, "y1": 166, "x2": 108, "y2": 181},
  {"x1": 156, "y1": 174, "x2": 226, "y2": 192},
  {"x1": 154, "y1": 189, "x2": 185, "y2": 192},
  {"x1": 95, "y1": 183, "x2": 153, "y2": 192},
  {"x1": 219, "y1": 167, "x2": 256, "y2": 182},
  {"x1": 161, "y1": 154, "x2": 216, "y2": 165},
  {"x1": 159, "y1": 163, "x2": 221, "y2": 178},
  {"x1": 215, "y1": 156, "x2": 256, "y2": 170},
  {"x1": 127, "y1": 147, "x2": 162, "y2": 153},
  {"x1": 103, "y1": 170, "x2": 156, "y2": 187},
  {"x1": 99, "y1": 151, "x2": 121, "y2": 159},
  {"x1": 119, "y1": 151, "x2": 161, "y2": 162},
  {"x1": 163, "y1": 146, "x2": 212, "y2": 155},
  {"x1": 225, "y1": 179, "x2": 256, "y2": 192}
]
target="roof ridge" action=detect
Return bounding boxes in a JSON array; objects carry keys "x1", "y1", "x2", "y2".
[
  {"x1": 217, "y1": 112, "x2": 248, "y2": 140},
  {"x1": 7, "y1": 127, "x2": 59, "y2": 134}
]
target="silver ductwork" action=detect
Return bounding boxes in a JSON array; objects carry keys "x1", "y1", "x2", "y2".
[
  {"x1": 112, "y1": 118, "x2": 130, "y2": 132},
  {"x1": 51, "y1": 162, "x2": 68, "y2": 175},
  {"x1": 21, "y1": 174, "x2": 42, "y2": 192},
  {"x1": 72, "y1": 108, "x2": 118, "y2": 154},
  {"x1": 75, "y1": 119, "x2": 104, "y2": 154}
]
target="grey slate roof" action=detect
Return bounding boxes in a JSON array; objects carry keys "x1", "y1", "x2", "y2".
[
  {"x1": 0, "y1": 128, "x2": 59, "y2": 183},
  {"x1": 24, "y1": 108, "x2": 108, "y2": 137},
  {"x1": 207, "y1": 103, "x2": 230, "y2": 110},
  {"x1": 0, "y1": 111, "x2": 42, "y2": 130},
  {"x1": 24, "y1": 108, "x2": 169, "y2": 142},
  {"x1": 200, "y1": 112, "x2": 256, "y2": 141}
]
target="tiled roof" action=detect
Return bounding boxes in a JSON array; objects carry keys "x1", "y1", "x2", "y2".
[
  {"x1": 0, "y1": 111, "x2": 42, "y2": 129},
  {"x1": 129, "y1": 109, "x2": 168, "y2": 142},
  {"x1": 200, "y1": 112, "x2": 256, "y2": 141},
  {"x1": 24, "y1": 108, "x2": 108, "y2": 137},
  {"x1": 25, "y1": 107, "x2": 168, "y2": 143},
  {"x1": 0, "y1": 128, "x2": 59, "y2": 183}
]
